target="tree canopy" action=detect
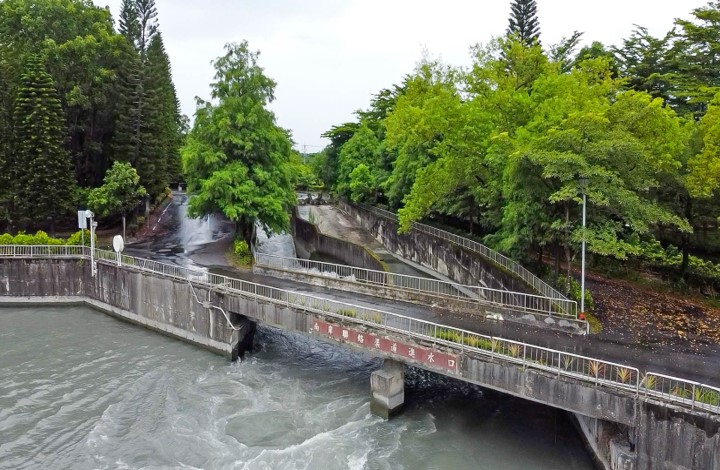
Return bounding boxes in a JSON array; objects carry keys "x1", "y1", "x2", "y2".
[
  {"x1": 0, "y1": 0, "x2": 182, "y2": 231},
  {"x1": 316, "y1": 1, "x2": 720, "y2": 288},
  {"x1": 182, "y1": 41, "x2": 295, "y2": 244}
]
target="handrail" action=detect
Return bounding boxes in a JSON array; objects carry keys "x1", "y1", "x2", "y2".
[
  {"x1": 346, "y1": 202, "x2": 571, "y2": 314},
  {"x1": 254, "y1": 252, "x2": 579, "y2": 319},
  {"x1": 1, "y1": 245, "x2": 717, "y2": 416}
]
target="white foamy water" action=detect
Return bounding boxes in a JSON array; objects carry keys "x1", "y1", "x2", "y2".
[
  {"x1": 0, "y1": 307, "x2": 594, "y2": 469},
  {"x1": 255, "y1": 226, "x2": 296, "y2": 259}
]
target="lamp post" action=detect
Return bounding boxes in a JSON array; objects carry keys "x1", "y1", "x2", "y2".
[
  {"x1": 579, "y1": 177, "x2": 588, "y2": 316},
  {"x1": 85, "y1": 210, "x2": 97, "y2": 277}
]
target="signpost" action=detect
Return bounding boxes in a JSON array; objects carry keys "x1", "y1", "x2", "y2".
[
  {"x1": 77, "y1": 210, "x2": 87, "y2": 247},
  {"x1": 113, "y1": 235, "x2": 124, "y2": 266}
]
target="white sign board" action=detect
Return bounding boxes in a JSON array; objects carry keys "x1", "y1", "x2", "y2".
[
  {"x1": 78, "y1": 210, "x2": 87, "y2": 229},
  {"x1": 113, "y1": 235, "x2": 124, "y2": 253}
]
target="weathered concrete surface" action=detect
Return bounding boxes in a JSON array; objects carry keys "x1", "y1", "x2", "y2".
[
  {"x1": 460, "y1": 353, "x2": 637, "y2": 426},
  {"x1": 339, "y1": 202, "x2": 537, "y2": 296},
  {"x1": 253, "y1": 263, "x2": 584, "y2": 333},
  {"x1": 634, "y1": 403, "x2": 720, "y2": 470},
  {"x1": 0, "y1": 259, "x2": 251, "y2": 359},
  {"x1": 293, "y1": 208, "x2": 386, "y2": 272},
  {"x1": 370, "y1": 359, "x2": 405, "y2": 419},
  {"x1": 574, "y1": 413, "x2": 636, "y2": 470}
]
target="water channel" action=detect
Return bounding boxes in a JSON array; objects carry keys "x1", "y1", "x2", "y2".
[{"x1": 0, "y1": 194, "x2": 595, "y2": 469}]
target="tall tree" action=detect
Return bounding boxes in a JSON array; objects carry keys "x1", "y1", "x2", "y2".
[
  {"x1": 182, "y1": 41, "x2": 295, "y2": 244},
  {"x1": 10, "y1": 56, "x2": 76, "y2": 229},
  {"x1": 507, "y1": 0, "x2": 541, "y2": 46}
]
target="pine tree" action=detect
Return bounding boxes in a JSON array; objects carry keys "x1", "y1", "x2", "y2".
[
  {"x1": 0, "y1": 51, "x2": 11, "y2": 227},
  {"x1": 10, "y1": 56, "x2": 76, "y2": 230},
  {"x1": 507, "y1": 0, "x2": 541, "y2": 46},
  {"x1": 119, "y1": 0, "x2": 141, "y2": 49},
  {"x1": 144, "y1": 34, "x2": 182, "y2": 192}
]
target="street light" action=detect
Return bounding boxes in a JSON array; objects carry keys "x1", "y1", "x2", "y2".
[
  {"x1": 578, "y1": 177, "x2": 588, "y2": 318},
  {"x1": 85, "y1": 210, "x2": 97, "y2": 277}
]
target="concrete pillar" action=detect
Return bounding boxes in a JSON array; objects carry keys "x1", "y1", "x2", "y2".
[{"x1": 370, "y1": 359, "x2": 404, "y2": 419}]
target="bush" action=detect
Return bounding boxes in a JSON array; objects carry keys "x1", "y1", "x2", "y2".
[
  {"x1": 65, "y1": 229, "x2": 94, "y2": 246},
  {"x1": 233, "y1": 238, "x2": 252, "y2": 266},
  {"x1": 557, "y1": 275, "x2": 595, "y2": 313},
  {"x1": 0, "y1": 230, "x2": 94, "y2": 246}
]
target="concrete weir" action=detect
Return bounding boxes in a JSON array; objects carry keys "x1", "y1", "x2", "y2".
[{"x1": 0, "y1": 258, "x2": 255, "y2": 360}]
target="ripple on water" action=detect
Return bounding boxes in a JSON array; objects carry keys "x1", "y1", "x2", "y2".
[{"x1": 0, "y1": 306, "x2": 594, "y2": 470}]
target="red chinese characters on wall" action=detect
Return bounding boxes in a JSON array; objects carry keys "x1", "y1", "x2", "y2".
[{"x1": 311, "y1": 319, "x2": 458, "y2": 373}]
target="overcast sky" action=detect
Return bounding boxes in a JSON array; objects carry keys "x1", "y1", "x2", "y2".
[{"x1": 98, "y1": 0, "x2": 708, "y2": 150}]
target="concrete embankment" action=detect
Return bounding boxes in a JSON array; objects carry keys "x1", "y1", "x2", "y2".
[{"x1": 0, "y1": 258, "x2": 252, "y2": 359}]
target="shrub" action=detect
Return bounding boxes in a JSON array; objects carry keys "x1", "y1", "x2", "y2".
[
  {"x1": 232, "y1": 238, "x2": 252, "y2": 266},
  {"x1": 65, "y1": 230, "x2": 94, "y2": 246},
  {"x1": 557, "y1": 275, "x2": 595, "y2": 313}
]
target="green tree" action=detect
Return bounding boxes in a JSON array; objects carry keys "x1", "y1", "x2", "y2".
[
  {"x1": 336, "y1": 123, "x2": 382, "y2": 199},
  {"x1": 88, "y1": 161, "x2": 147, "y2": 238},
  {"x1": 182, "y1": 41, "x2": 295, "y2": 244},
  {"x1": 10, "y1": 56, "x2": 76, "y2": 230},
  {"x1": 507, "y1": 0, "x2": 541, "y2": 46},
  {"x1": 671, "y1": 1, "x2": 720, "y2": 117},
  {"x1": 349, "y1": 163, "x2": 375, "y2": 203}
]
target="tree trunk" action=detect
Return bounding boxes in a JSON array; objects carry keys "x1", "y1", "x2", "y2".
[
  {"x1": 122, "y1": 213, "x2": 126, "y2": 241},
  {"x1": 680, "y1": 197, "x2": 692, "y2": 276}
]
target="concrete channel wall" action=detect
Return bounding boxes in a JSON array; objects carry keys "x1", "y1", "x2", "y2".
[
  {"x1": 0, "y1": 258, "x2": 251, "y2": 359},
  {"x1": 339, "y1": 202, "x2": 536, "y2": 295},
  {"x1": 2, "y1": 257, "x2": 719, "y2": 469},
  {"x1": 292, "y1": 209, "x2": 386, "y2": 272}
]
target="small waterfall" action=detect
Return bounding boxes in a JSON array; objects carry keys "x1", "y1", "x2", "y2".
[{"x1": 255, "y1": 226, "x2": 296, "y2": 258}]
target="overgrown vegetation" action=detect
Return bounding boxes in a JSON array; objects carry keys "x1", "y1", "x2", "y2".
[{"x1": 232, "y1": 238, "x2": 252, "y2": 266}]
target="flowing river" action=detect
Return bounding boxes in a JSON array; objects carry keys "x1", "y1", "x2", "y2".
[{"x1": 0, "y1": 195, "x2": 595, "y2": 469}]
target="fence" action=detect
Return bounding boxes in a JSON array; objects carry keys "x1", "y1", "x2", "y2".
[
  {"x1": 348, "y1": 203, "x2": 572, "y2": 315},
  {"x1": 0, "y1": 245, "x2": 717, "y2": 417},
  {"x1": 254, "y1": 252, "x2": 578, "y2": 318}
]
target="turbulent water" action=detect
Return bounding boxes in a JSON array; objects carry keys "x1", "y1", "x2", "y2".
[{"x1": 0, "y1": 307, "x2": 594, "y2": 470}]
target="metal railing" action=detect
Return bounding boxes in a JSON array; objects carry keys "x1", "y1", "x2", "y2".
[
  {"x1": 642, "y1": 372, "x2": 720, "y2": 415},
  {"x1": 1, "y1": 245, "x2": 718, "y2": 417},
  {"x1": 254, "y1": 252, "x2": 578, "y2": 318},
  {"x1": 346, "y1": 202, "x2": 571, "y2": 315}
]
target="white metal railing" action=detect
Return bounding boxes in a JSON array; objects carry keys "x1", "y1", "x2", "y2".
[
  {"x1": 346, "y1": 202, "x2": 572, "y2": 315},
  {"x1": 1, "y1": 245, "x2": 717, "y2": 417},
  {"x1": 641, "y1": 372, "x2": 720, "y2": 415},
  {"x1": 254, "y1": 252, "x2": 579, "y2": 319}
]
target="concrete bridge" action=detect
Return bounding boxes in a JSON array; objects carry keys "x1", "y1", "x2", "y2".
[{"x1": 0, "y1": 245, "x2": 718, "y2": 469}]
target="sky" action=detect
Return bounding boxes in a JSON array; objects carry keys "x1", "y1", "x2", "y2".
[{"x1": 98, "y1": 0, "x2": 709, "y2": 151}]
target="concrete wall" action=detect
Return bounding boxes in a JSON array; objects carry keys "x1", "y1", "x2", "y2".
[
  {"x1": 292, "y1": 209, "x2": 386, "y2": 272},
  {"x1": 253, "y1": 263, "x2": 584, "y2": 333},
  {"x1": 339, "y1": 202, "x2": 536, "y2": 295},
  {"x1": 635, "y1": 403, "x2": 720, "y2": 469},
  {"x1": 0, "y1": 258, "x2": 249, "y2": 359},
  {"x1": 460, "y1": 353, "x2": 637, "y2": 426}
]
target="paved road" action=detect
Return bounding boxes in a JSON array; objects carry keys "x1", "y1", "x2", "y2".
[{"x1": 128, "y1": 194, "x2": 720, "y2": 388}]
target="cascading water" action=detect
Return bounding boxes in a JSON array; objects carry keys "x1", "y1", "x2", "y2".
[{"x1": 255, "y1": 226, "x2": 297, "y2": 258}]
